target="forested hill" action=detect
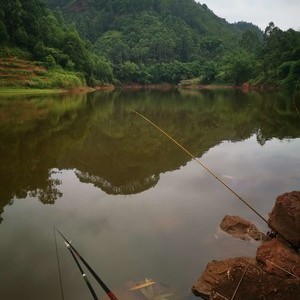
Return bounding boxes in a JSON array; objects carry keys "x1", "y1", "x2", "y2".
[
  {"x1": 1, "y1": 0, "x2": 299, "y2": 88},
  {"x1": 41, "y1": 0, "x2": 271, "y2": 85},
  {"x1": 45, "y1": 0, "x2": 248, "y2": 43},
  {"x1": 44, "y1": 0, "x2": 260, "y2": 62}
]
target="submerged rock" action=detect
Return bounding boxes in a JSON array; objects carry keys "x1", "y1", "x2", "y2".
[
  {"x1": 220, "y1": 215, "x2": 266, "y2": 241},
  {"x1": 268, "y1": 191, "x2": 300, "y2": 248}
]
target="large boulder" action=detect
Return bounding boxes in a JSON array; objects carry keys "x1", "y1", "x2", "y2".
[
  {"x1": 220, "y1": 215, "x2": 266, "y2": 241},
  {"x1": 268, "y1": 191, "x2": 300, "y2": 248},
  {"x1": 256, "y1": 238, "x2": 300, "y2": 278},
  {"x1": 192, "y1": 192, "x2": 300, "y2": 299},
  {"x1": 192, "y1": 257, "x2": 300, "y2": 300},
  {"x1": 192, "y1": 257, "x2": 255, "y2": 299}
]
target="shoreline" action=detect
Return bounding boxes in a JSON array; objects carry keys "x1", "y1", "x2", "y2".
[
  {"x1": 0, "y1": 85, "x2": 115, "y2": 97},
  {"x1": 178, "y1": 83, "x2": 280, "y2": 92},
  {"x1": 0, "y1": 82, "x2": 281, "y2": 97}
]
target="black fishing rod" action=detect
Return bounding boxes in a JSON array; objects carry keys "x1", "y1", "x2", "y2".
[
  {"x1": 55, "y1": 228, "x2": 119, "y2": 300},
  {"x1": 64, "y1": 240, "x2": 98, "y2": 300}
]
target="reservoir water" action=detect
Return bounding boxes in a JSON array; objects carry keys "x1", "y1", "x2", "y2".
[{"x1": 0, "y1": 89, "x2": 299, "y2": 299}]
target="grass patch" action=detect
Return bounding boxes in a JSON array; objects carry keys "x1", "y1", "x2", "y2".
[
  {"x1": 0, "y1": 88, "x2": 63, "y2": 96},
  {"x1": 0, "y1": 56, "x2": 86, "y2": 90},
  {"x1": 179, "y1": 77, "x2": 202, "y2": 86},
  {"x1": 34, "y1": 69, "x2": 86, "y2": 89}
]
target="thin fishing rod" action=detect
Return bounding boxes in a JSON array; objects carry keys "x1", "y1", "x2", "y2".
[
  {"x1": 55, "y1": 228, "x2": 119, "y2": 300},
  {"x1": 54, "y1": 227, "x2": 65, "y2": 300},
  {"x1": 64, "y1": 241, "x2": 98, "y2": 300},
  {"x1": 131, "y1": 110, "x2": 269, "y2": 225}
]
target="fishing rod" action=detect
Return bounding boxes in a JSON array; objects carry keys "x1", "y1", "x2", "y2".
[
  {"x1": 131, "y1": 110, "x2": 269, "y2": 225},
  {"x1": 132, "y1": 111, "x2": 299, "y2": 248},
  {"x1": 54, "y1": 227, "x2": 65, "y2": 300},
  {"x1": 64, "y1": 240, "x2": 98, "y2": 300},
  {"x1": 55, "y1": 227, "x2": 119, "y2": 300}
]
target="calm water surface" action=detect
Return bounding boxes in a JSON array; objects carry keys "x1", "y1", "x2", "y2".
[{"x1": 0, "y1": 89, "x2": 299, "y2": 300}]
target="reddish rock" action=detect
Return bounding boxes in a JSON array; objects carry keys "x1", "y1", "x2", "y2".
[
  {"x1": 256, "y1": 238, "x2": 300, "y2": 278},
  {"x1": 220, "y1": 215, "x2": 266, "y2": 241},
  {"x1": 268, "y1": 191, "x2": 300, "y2": 248},
  {"x1": 192, "y1": 257, "x2": 255, "y2": 299},
  {"x1": 212, "y1": 264, "x2": 300, "y2": 300},
  {"x1": 192, "y1": 257, "x2": 300, "y2": 300},
  {"x1": 193, "y1": 192, "x2": 300, "y2": 299}
]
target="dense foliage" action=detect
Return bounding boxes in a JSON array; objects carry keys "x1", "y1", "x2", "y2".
[
  {"x1": 0, "y1": 0, "x2": 299, "y2": 88},
  {"x1": 0, "y1": 0, "x2": 112, "y2": 85},
  {"x1": 260, "y1": 22, "x2": 300, "y2": 89}
]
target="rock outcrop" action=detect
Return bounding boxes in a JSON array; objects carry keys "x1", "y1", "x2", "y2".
[
  {"x1": 268, "y1": 191, "x2": 300, "y2": 248},
  {"x1": 192, "y1": 257, "x2": 300, "y2": 300},
  {"x1": 192, "y1": 191, "x2": 300, "y2": 300},
  {"x1": 256, "y1": 238, "x2": 300, "y2": 278},
  {"x1": 192, "y1": 257, "x2": 254, "y2": 299}
]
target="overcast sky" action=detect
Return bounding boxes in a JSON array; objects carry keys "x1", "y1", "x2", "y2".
[{"x1": 196, "y1": 0, "x2": 300, "y2": 31}]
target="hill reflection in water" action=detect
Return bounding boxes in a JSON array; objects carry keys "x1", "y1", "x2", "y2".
[{"x1": 0, "y1": 89, "x2": 299, "y2": 221}]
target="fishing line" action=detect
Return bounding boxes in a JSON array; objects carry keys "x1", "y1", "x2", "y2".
[
  {"x1": 132, "y1": 109, "x2": 299, "y2": 282},
  {"x1": 53, "y1": 227, "x2": 65, "y2": 300},
  {"x1": 230, "y1": 264, "x2": 249, "y2": 300},
  {"x1": 131, "y1": 110, "x2": 269, "y2": 225},
  {"x1": 266, "y1": 259, "x2": 299, "y2": 279}
]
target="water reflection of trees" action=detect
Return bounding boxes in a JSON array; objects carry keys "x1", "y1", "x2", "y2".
[
  {"x1": 0, "y1": 94, "x2": 86, "y2": 223},
  {"x1": 76, "y1": 171, "x2": 159, "y2": 195},
  {"x1": 29, "y1": 178, "x2": 62, "y2": 205},
  {"x1": 0, "y1": 89, "x2": 299, "y2": 222}
]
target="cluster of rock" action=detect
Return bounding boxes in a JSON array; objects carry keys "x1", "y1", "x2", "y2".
[{"x1": 192, "y1": 191, "x2": 300, "y2": 300}]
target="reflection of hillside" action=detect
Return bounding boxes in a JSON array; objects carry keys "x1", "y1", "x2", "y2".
[
  {"x1": 0, "y1": 94, "x2": 88, "y2": 223},
  {"x1": 0, "y1": 90, "x2": 299, "y2": 221},
  {"x1": 76, "y1": 171, "x2": 159, "y2": 195}
]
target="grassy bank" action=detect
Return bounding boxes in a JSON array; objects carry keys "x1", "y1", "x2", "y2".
[
  {"x1": 0, "y1": 56, "x2": 87, "y2": 92},
  {"x1": 0, "y1": 88, "x2": 64, "y2": 97}
]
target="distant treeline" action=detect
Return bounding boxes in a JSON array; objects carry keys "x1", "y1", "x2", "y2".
[{"x1": 0, "y1": 0, "x2": 299, "y2": 89}]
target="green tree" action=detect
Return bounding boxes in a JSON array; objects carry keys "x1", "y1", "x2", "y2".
[
  {"x1": 117, "y1": 61, "x2": 140, "y2": 83},
  {"x1": 200, "y1": 36, "x2": 224, "y2": 59},
  {"x1": 15, "y1": 27, "x2": 28, "y2": 46},
  {"x1": 92, "y1": 55, "x2": 114, "y2": 83},
  {"x1": 0, "y1": 20, "x2": 9, "y2": 43},
  {"x1": 280, "y1": 60, "x2": 300, "y2": 90},
  {"x1": 201, "y1": 62, "x2": 217, "y2": 84},
  {"x1": 239, "y1": 30, "x2": 261, "y2": 52},
  {"x1": 93, "y1": 31, "x2": 129, "y2": 64},
  {"x1": 261, "y1": 23, "x2": 300, "y2": 83},
  {"x1": 45, "y1": 54, "x2": 56, "y2": 68},
  {"x1": 221, "y1": 50, "x2": 257, "y2": 85},
  {"x1": 63, "y1": 30, "x2": 93, "y2": 77}
]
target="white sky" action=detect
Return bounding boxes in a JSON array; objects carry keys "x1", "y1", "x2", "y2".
[{"x1": 196, "y1": 0, "x2": 300, "y2": 31}]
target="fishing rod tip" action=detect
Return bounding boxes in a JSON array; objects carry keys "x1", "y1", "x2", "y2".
[{"x1": 64, "y1": 241, "x2": 71, "y2": 249}]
